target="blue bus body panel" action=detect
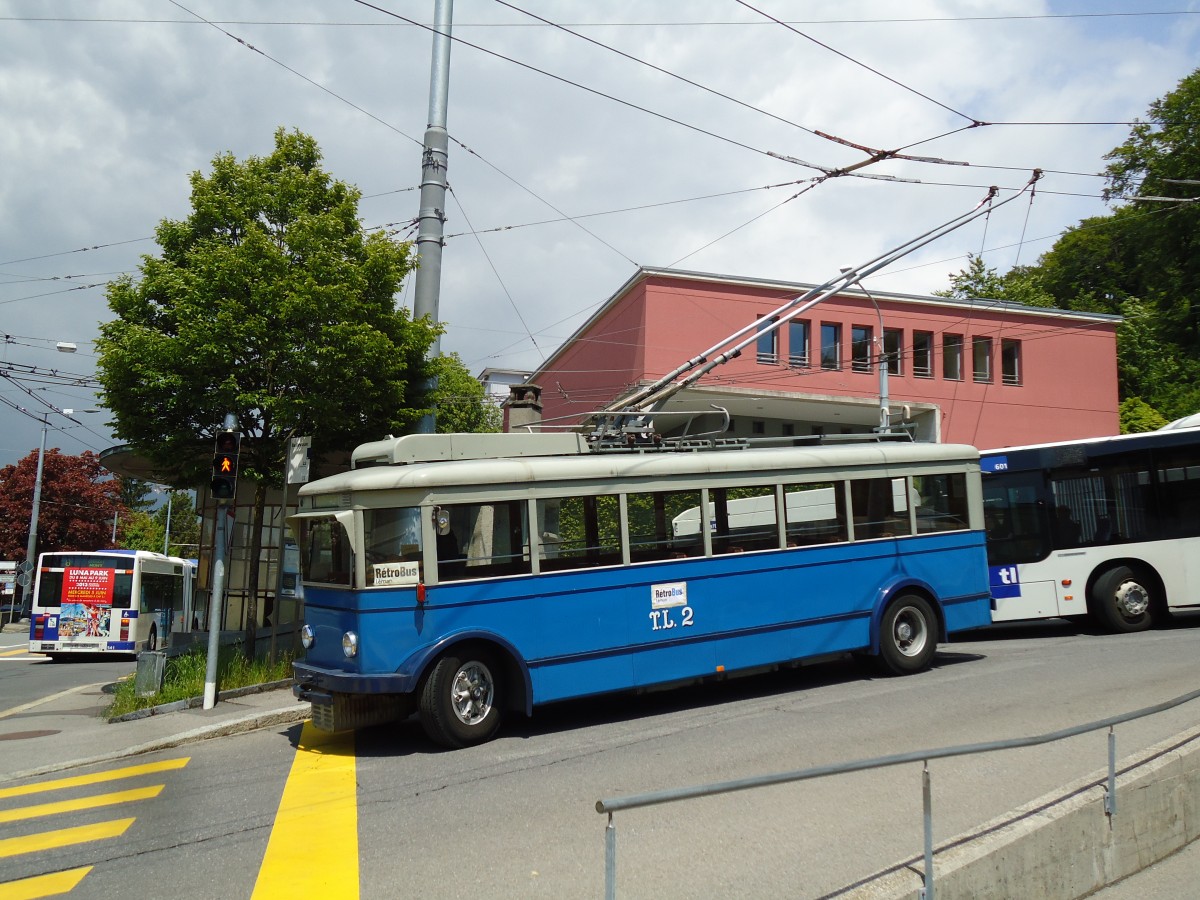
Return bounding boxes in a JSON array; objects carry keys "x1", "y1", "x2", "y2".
[{"x1": 298, "y1": 530, "x2": 990, "y2": 707}]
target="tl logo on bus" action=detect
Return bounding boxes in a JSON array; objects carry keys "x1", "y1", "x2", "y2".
[{"x1": 989, "y1": 565, "x2": 1022, "y2": 599}]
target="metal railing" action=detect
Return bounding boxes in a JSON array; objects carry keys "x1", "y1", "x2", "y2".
[{"x1": 596, "y1": 685, "x2": 1200, "y2": 900}]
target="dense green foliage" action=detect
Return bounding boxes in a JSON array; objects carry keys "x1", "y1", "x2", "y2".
[
  {"x1": 432, "y1": 353, "x2": 502, "y2": 434},
  {"x1": 936, "y1": 68, "x2": 1200, "y2": 428},
  {"x1": 96, "y1": 128, "x2": 439, "y2": 489},
  {"x1": 117, "y1": 490, "x2": 200, "y2": 557}
]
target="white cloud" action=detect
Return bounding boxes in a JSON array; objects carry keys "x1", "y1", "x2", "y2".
[{"x1": 2, "y1": 0, "x2": 1198, "y2": 464}]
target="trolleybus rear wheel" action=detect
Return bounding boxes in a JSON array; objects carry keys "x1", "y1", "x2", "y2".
[
  {"x1": 146, "y1": 624, "x2": 158, "y2": 652},
  {"x1": 419, "y1": 652, "x2": 503, "y2": 748},
  {"x1": 877, "y1": 594, "x2": 937, "y2": 675}
]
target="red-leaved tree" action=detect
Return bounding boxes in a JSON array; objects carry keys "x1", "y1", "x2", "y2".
[{"x1": 0, "y1": 450, "x2": 123, "y2": 562}]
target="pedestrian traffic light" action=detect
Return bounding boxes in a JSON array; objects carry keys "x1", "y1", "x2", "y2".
[{"x1": 211, "y1": 430, "x2": 242, "y2": 501}]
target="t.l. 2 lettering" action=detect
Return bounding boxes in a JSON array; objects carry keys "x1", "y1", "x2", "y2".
[{"x1": 649, "y1": 606, "x2": 694, "y2": 631}]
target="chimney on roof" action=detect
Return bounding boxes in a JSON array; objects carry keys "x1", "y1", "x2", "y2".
[{"x1": 505, "y1": 383, "x2": 543, "y2": 432}]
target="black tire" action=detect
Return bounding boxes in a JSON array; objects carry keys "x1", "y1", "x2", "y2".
[
  {"x1": 146, "y1": 624, "x2": 158, "y2": 652},
  {"x1": 876, "y1": 594, "x2": 937, "y2": 676},
  {"x1": 419, "y1": 652, "x2": 503, "y2": 748},
  {"x1": 1091, "y1": 566, "x2": 1152, "y2": 633}
]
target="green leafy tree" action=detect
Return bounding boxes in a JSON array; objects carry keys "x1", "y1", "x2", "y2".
[
  {"x1": 1118, "y1": 397, "x2": 1169, "y2": 434},
  {"x1": 96, "y1": 128, "x2": 439, "y2": 644},
  {"x1": 115, "y1": 476, "x2": 155, "y2": 512},
  {"x1": 118, "y1": 510, "x2": 162, "y2": 553},
  {"x1": 159, "y1": 490, "x2": 201, "y2": 558},
  {"x1": 116, "y1": 492, "x2": 199, "y2": 557},
  {"x1": 432, "y1": 354, "x2": 502, "y2": 434},
  {"x1": 936, "y1": 254, "x2": 1056, "y2": 307}
]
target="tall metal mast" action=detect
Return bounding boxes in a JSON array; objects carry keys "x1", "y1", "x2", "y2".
[{"x1": 413, "y1": 0, "x2": 454, "y2": 434}]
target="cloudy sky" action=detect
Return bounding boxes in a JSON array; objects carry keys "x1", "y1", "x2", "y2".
[{"x1": 2, "y1": 0, "x2": 1198, "y2": 470}]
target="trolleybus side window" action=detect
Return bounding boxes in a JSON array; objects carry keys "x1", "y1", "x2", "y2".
[
  {"x1": 782, "y1": 481, "x2": 847, "y2": 546},
  {"x1": 364, "y1": 507, "x2": 423, "y2": 586},
  {"x1": 437, "y1": 500, "x2": 531, "y2": 581},
  {"x1": 913, "y1": 473, "x2": 970, "y2": 533},
  {"x1": 709, "y1": 485, "x2": 779, "y2": 555},
  {"x1": 300, "y1": 516, "x2": 354, "y2": 586},
  {"x1": 627, "y1": 489, "x2": 701, "y2": 561},
  {"x1": 537, "y1": 495, "x2": 622, "y2": 572},
  {"x1": 850, "y1": 477, "x2": 911, "y2": 539}
]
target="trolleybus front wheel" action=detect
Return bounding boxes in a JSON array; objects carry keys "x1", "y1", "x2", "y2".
[
  {"x1": 419, "y1": 652, "x2": 503, "y2": 748},
  {"x1": 1090, "y1": 566, "x2": 1153, "y2": 633},
  {"x1": 877, "y1": 594, "x2": 937, "y2": 676}
]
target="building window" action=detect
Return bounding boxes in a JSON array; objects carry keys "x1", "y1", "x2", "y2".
[
  {"x1": 883, "y1": 328, "x2": 903, "y2": 376},
  {"x1": 756, "y1": 315, "x2": 779, "y2": 364},
  {"x1": 943, "y1": 334, "x2": 963, "y2": 381},
  {"x1": 913, "y1": 331, "x2": 934, "y2": 378},
  {"x1": 788, "y1": 320, "x2": 810, "y2": 367},
  {"x1": 782, "y1": 423, "x2": 795, "y2": 437},
  {"x1": 851, "y1": 325, "x2": 873, "y2": 373},
  {"x1": 1002, "y1": 339, "x2": 1022, "y2": 386},
  {"x1": 973, "y1": 336, "x2": 993, "y2": 383},
  {"x1": 752, "y1": 420, "x2": 766, "y2": 435},
  {"x1": 821, "y1": 322, "x2": 841, "y2": 370}
]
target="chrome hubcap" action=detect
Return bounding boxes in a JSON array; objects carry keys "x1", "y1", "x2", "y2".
[
  {"x1": 894, "y1": 607, "x2": 928, "y2": 658},
  {"x1": 450, "y1": 661, "x2": 494, "y2": 726}
]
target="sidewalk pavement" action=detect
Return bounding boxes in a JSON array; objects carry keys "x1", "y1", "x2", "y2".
[{"x1": 0, "y1": 650, "x2": 310, "y2": 784}]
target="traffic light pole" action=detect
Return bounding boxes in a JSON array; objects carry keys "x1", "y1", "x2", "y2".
[
  {"x1": 204, "y1": 413, "x2": 238, "y2": 710},
  {"x1": 202, "y1": 505, "x2": 228, "y2": 710}
]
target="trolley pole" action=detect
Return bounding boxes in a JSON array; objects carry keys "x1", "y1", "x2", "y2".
[{"x1": 412, "y1": 0, "x2": 453, "y2": 435}]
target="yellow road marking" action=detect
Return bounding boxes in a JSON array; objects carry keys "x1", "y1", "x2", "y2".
[
  {"x1": 0, "y1": 648, "x2": 30, "y2": 658},
  {"x1": 251, "y1": 722, "x2": 358, "y2": 899},
  {"x1": 0, "y1": 865, "x2": 91, "y2": 899},
  {"x1": 0, "y1": 758, "x2": 189, "y2": 801},
  {"x1": 0, "y1": 819, "x2": 133, "y2": 859},
  {"x1": 0, "y1": 786, "x2": 163, "y2": 825}
]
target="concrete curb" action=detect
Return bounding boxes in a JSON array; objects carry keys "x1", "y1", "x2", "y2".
[
  {"x1": 107, "y1": 679, "x2": 295, "y2": 723},
  {"x1": 840, "y1": 723, "x2": 1200, "y2": 899},
  {"x1": 1, "y1": 703, "x2": 312, "y2": 785}
]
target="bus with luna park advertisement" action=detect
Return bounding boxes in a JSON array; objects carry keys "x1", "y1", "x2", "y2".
[{"x1": 28, "y1": 549, "x2": 196, "y2": 658}]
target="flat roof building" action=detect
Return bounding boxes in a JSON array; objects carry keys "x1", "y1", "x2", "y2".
[{"x1": 531, "y1": 267, "x2": 1120, "y2": 448}]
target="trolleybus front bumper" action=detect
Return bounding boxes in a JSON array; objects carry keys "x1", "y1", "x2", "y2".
[{"x1": 292, "y1": 662, "x2": 417, "y2": 732}]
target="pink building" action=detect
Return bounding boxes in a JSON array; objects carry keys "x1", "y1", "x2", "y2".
[{"x1": 531, "y1": 268, "x2": 1120, "y2": 449}]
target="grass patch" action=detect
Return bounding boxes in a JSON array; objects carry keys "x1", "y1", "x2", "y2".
[{"x1": 106, "y1": 644, "x2": 294, "y2": 719}]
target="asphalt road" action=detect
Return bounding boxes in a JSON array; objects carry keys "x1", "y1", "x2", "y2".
[
  {"x1": 3, "y1": 616, "x2": 1200, "y2": 899},
  {"x1": 0, "y1": 630, "x2": 135, "y2": 710}
]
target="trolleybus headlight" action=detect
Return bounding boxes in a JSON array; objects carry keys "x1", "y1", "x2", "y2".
[
  {"x1": 342, "y1": 631, "x2": 358, "y2": 658},
  {"x1": 300, "y1": 624, "x2": 314, "y2": 649}
]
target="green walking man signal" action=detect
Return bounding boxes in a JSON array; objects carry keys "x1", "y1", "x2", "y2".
[{"x1": 211, "y1": 429, "x2": 242, "y2": 502}]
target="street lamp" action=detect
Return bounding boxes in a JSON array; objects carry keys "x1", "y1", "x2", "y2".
[{"x1": 15, "y1": 407, "x2": 100, "y2": 620}]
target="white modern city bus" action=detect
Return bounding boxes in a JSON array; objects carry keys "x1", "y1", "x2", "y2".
[
  {"x1": 28, "y1": 549, "x2": 196, "y2": 658},
  {"x1": 980, "y1": 419, "x2": 1200, "y2": 631}
]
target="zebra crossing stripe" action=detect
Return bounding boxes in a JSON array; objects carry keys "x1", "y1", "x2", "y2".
[{"x1": 0, "y1": 819, "x2": 134, "y2": 859}]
